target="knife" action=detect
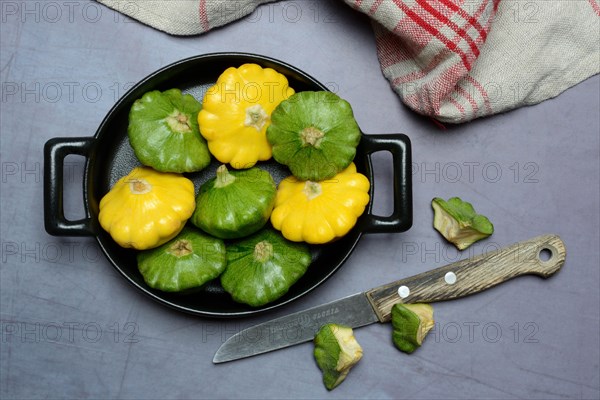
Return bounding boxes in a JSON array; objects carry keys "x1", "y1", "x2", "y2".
[{"x1": 213, "y1": 234, "x2": 566, "y2": 363}]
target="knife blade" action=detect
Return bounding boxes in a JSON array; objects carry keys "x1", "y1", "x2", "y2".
[{"x1": 213, "y1": 234, "x2": 566, "y2": 363}]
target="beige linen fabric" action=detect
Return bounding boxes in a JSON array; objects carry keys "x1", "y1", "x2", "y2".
[{"x1": 97, "y1": 0, "x2": 600, "y2": 123}]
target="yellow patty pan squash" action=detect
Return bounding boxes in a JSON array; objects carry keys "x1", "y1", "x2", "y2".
[
  {"x1": 198, "y1": 63, "x2": 295, "y2": 169},
  {"x1": 271, "y1": 163, "x2": 370, "y2": 244},
  {"x1": 99, "y1": 167, "x2": 196, "y2": 250}
]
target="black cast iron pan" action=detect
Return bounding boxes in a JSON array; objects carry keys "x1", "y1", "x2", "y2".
[{"x1": 44, "y1": 53, "x2": 412, "y2": 318}]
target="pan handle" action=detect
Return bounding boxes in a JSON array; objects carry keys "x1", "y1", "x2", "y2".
[
  {"x1": 44, "y1": 137, "x2": 96, "y2": 236},
  {"x1": 359, "y1": 134, "x2": 413, "y2": 234}
]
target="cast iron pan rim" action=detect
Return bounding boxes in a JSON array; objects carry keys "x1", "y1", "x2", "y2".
[{"x1": 84, "y1": 52, "x2": 372, "y2": 319}]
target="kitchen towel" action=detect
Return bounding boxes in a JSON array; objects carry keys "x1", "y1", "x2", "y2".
[{"x1": 97, "y1": 0, "x2": 600, "y2": 123}]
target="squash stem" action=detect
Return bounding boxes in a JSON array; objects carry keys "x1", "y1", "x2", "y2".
[
  {"x1": 128, "y1": 178, "x2": 152, "y2": 195},
  {"x1": 303, "y1": 181, "x2": 322, "y2": 201},
  {"x1": 244, "y1": 104, "x2": 269, "y2": 131},
  {"x1": 254, "y1": 241, "x2": 274, "y2": 263},
  {"x1": 215, "y1": 165, "x2": 236, "y2": 188},
  {"x1": 166, "y1": 110, "x2": 192, "y2": 134},
  {"x1": 301, "y1": 126, "x2": 325, "y2": 148},
  {"x1": 167, "y1": 239, "x2": 193, "y2": 257}
]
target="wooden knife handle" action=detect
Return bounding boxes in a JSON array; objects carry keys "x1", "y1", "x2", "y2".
[{"x1": 365, "y1": 234, "x2": 566, "y2": 322}]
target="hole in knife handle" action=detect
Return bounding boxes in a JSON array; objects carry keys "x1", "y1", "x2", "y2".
[{"x1": 538, "y1": 247, "x2": 553, "y2": 262}]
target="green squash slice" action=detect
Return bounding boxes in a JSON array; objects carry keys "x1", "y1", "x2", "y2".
[
  {"x1": 137, "y1": 227, "x2": 226, "y2": 292},
  {"x1": 191, "y1": 165, "x2": 276, "y2": 240},
  {"x1": 266, "y1": 91, "x2": 361, "y2": 181},
  {"x1": 432, "y1": 197, "x2": 494, "y2": 250},
  {"x1": 314, "y1": 324, "x2": 363, "y2": 390},
  {"x1": 128, "y1": 88, "x2": 211, "y2": 173},
  {"x1": 221, "y1": 229, "x2": 311, "y2": 307},
  {"x1": 391, "y1": 303, "x2": 435, "y2": 354}
]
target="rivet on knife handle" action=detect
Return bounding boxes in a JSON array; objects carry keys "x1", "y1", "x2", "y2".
[{"x1": 365, "y1": 234, "x2": 566, "y2": 323}]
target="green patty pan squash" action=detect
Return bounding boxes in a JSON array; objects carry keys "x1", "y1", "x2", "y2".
[
  {"x1": 98, "y1": 167, "x2": 196, "y2": 250},
  {"x1": 128, "y1": 88, "x2": 211, "y2": 173},
  {"x1": 191, "y1": 165, "x2": 276, "y2": 239},
  {"x1": 198, "y1": 64, "x2": 295, "y2": 169},
  {"x1": 220, "y1": 229, "x2": 311, "y2": 307},
  {"x1": 137, "y1": 227, "x2": 226, "y2": 292},
  {"x1": 267, "y1": 91, "x2": 361, "y2": 181}
]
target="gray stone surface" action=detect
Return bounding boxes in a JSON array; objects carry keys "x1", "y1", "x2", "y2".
[{"x1": 1, "y1": 1, "x2": 599, "y2": 399}]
